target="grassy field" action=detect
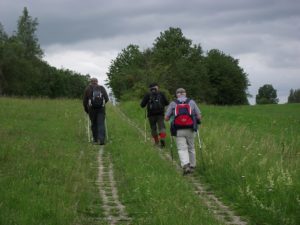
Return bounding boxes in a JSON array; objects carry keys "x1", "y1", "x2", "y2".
[
  {"x1": 119, "y1": 101, "x2": 300, "y2": 225},
  {"x1": 0, "y1": 97, "x2": 223, "y2": 225},
  {"x1": 0, "y1": 97, "x2": 103, "y2": 225},
  {"x1": 1, "y1": 97, "x2": 299, "y2": 225}
]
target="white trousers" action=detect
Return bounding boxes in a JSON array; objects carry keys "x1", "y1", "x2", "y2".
[{"x1": 175, "y1": 129, "x2": 196, "y2": 168}]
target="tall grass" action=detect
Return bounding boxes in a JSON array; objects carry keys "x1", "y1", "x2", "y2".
[
  {"x1": 105, "y1": 104, "x2": 222, "y2": 225},
  {"x1": 0, "y1": 97, "x2": 103, "y2": 225},
  {"x1": 119, "y1": 101, "x2": 300, "y2": 225}
]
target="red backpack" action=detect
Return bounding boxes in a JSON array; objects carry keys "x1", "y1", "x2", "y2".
[{"x1": 173, "y1": 99, "x2": 194, "y2": 129}]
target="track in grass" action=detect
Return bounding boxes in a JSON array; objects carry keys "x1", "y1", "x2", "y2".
[
  {"x1": 96, "y1": 146, "x2": 131, "y2": 225},
  {"x1": 116, "y1": 106, "x2": 248, "y2": 225}
]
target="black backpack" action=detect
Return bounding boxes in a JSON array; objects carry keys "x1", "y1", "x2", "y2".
[
  {"x1": 90, "y1": 86, "x2": 104, "y2": 108},
  {"x1": 148, "y1": 93, "x2": 164, "y2": 112}
]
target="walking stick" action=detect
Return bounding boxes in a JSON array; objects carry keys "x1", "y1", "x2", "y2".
[
  {"x1": 87, "y1": 114, "x2": 91, "y2": 142},
  {"x1": 197, "y1": 129, "x2": 205, "y2": 170},
  {"x1": 144, "y1": 109, "x2": 147, "y2": 142},
  {"x1": 170, "y1": 135, "x2": 174, "y2": 161},
  {"x1": 105, "y1": 117, "x2": 109, "y2": 142}
]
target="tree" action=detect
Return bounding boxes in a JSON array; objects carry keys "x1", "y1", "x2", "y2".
[
  {"x1": 106, "y1": 44, "x2": 144, "y2": 100},
  {"x1": 16, "y1": 7, "x2": 43, "y2": 59},
  {"x1": 205, "y1": 49, "x2": 249, "y2": 105},
  {"x1": 151, "y1": 27, "x2": 207, "y2": 100},
  {"x1": 288, "y1": 89, "x2": 300, "y2": 103},
  {"x1": 256, "y1": 84, "x2": 279, "y2": 104}
]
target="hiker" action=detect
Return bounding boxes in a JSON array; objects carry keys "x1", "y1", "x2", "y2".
[
  {"x1": 140, "y1": 83, "x2": 169, "y2": 147},
  {"x1": 83, "y1": 77, "x2": 109, "y2": 145},
  {"x1": 165, "y1": 88, "x2": 201, "y2": 175}
]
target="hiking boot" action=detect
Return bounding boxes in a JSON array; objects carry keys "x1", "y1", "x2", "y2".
[
  {"x1": 190, "y1": 166, "x2": 196, "y2": 173},
  {"x1": 183, "y1": 164, "x2": 191, "y2": 176},
  {"x1": 160, "y1": 139, "x2": 165, "y2": 148}
]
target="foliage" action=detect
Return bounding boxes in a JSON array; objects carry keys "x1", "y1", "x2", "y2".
[
  {"x1": 0, "y1": 8, "x2": 89, "y2": 98},
  {"x1": 288, "y1": 88, "x2": 300, "y2": 103},
  {"x1": 256, "y1": 84, "x2": 279, "y2": 104},
  {"x1": 107, "y1": 27, "x2": 250, "y2": 105},
  {"x1": 204, "y1": 49, "x2": 249, "y2": 105}
]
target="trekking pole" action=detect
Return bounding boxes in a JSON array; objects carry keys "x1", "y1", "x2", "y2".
[
  {"x1": 170, "y1": 135, "x2": 174, "y2": 161},
  {"x1": 87, "y1": 114, "x2": 91, "y2": 142},
  {"x1": 197, "y1": 130, "x2": 205, "y2": 170},
  {"x1": 105, "y1": 117, "x2": 109, "y2": 142},
  {"x1": 144, "y1": 109, "x2": 147, "y2": 142}
]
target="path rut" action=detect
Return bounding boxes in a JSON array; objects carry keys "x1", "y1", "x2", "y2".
[{"x1": 116, "y1": 106, "x2": 248, "y2": 225}]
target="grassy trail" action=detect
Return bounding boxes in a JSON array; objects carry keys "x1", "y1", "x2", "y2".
[
  {"x1": 105, "y1": 103, "x2": 224, "y2": 225},
  {"x1": 0, "y1": 97, "x2": 103, "y2": 225},
  {"x1": 118, "y1": 101, "x2": 300, "y2": 225},
  {"x1": 1, "y1": 97, "x2": 298, "y2": 225}
]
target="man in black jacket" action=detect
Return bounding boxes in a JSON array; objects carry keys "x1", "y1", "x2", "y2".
[
  {"x1": 83, "y1": 78, "x2": 109, "y2": 145},
  {"x1": 140, "y1": 83, "x2": 169, "y2": 147}
]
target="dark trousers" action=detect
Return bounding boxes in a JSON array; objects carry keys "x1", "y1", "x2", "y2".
[
  {"x1": 148, "y1": 115, "x2": 166, "y2": 137},
  {"x1": 89, "y1": 109, "x2": 106, "y2": 143}
]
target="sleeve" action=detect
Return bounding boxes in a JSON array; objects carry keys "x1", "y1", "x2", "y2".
[
  {"x1": 140, "y1": 93, "x2": 149, "y2": 108},
  {"x1": 83, "y1": 86, "x2": 91, "y2": 113},
  {"x1": 161, "y1": 92, "x2": 169, "y2": 106},
  {"x1": 165, "y1": 101, "x2": 176, "y2": 118},
  {"x1": 101, "y1": 86, "x2": 109, "y2": 103},
  {"x1": 190, "y1": 100, "x2": 201, "y2": 118}
]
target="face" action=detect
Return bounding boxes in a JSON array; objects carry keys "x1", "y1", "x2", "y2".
[
  {"x1": 150, "y1": 86, "x2": 158, "y2": 92},
  {"x1": 176, "y1": 91, "x2": 186, "y2": 98}
]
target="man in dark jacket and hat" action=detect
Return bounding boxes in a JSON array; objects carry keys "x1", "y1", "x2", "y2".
[{"x1": 140, "y1": 83, "x2": 169, "y2": 147}]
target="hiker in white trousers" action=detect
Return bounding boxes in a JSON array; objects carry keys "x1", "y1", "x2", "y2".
[{"x1": 165, "y1": 88, "x2": 201, "y2": 175}]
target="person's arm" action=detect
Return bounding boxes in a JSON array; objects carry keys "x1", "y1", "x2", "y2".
[
  {"x1": 83, "y1": 86, "x2": 91, "y2": 113},
  {"x1": 161, "y1": 92, "x2": 169, "y2": 106},
  {"x1": 140, "y1": 93, "x2": 149, "y2": 108},
  {"x1": 190, "y1": 100, "x2": 201, "y2": 120},
  {"x1": 164, "y1": 102, "x2": 175, "y2": 121},
  {"x1": 101, "y1": 86, "x2": 109, "y2": 103}
]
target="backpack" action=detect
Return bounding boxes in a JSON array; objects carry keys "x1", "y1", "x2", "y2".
[
  {"x1": 90, "y1": 85, "x2": 104, "y2": 108},
  {"x1": 148, "y1": 93, "x2": 164, "y2": 112},
  {"x1": 173, "y1": 99, "x2": 194, "y2": 129}
]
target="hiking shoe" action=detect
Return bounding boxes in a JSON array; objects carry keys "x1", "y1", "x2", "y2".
[
  {"x1": 190, "y1": 166, "x2": 196, "y2": 173},
  {"x1": 160, "y1": 139, "x2": 165, "y2": 148},
  {"x1": 183, "y1": 164, "x2": 191, "y2": 176}
]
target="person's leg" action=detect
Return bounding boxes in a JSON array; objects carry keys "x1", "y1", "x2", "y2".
[
  {"x1": 89, "y1": 110, "x2": 98, "y2": 142},
  {"x1": 186, "y1": 130, "x2": 196, "y2": 168},
  {"x1": 97, "y1": 111, "x2": 106, "y2": 144},
  {"x1": 157, "y1": 115, "x2": 166, "y2": 147},
  {"x1": 149, "y1": 116, "x2": 159, "y2": 144},
  {"x1": 175, "y1": 130, "x2": 189, "y2": 167}
]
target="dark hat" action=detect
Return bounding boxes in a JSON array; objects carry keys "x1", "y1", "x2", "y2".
[{"x1": 149, "y1": 83, "x2": 158, "y2": 88}]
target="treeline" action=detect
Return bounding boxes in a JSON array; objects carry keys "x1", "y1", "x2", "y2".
[
  {"x1": 0, "y1": 7, "x2": 89, "y2": 98},
  {"x1": 107, "y1": 27, "x2": 250, "y2": 105}
]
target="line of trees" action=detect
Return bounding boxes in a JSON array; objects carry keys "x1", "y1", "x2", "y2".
[
  {"x1": 106, "y1": 27, "x2": 250, "y2": 105},
  {"x1": 0, "y1": 7, "x2": 89, "y2": 98}
]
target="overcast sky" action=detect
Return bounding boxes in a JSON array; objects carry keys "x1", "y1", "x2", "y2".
[{"x1": 1, "y1": 0, "x2": 299, "y2": 104}]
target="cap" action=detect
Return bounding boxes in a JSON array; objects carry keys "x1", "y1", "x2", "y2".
[{"x1": 176, "y1": 88, "x2": 186, "y2": 94}]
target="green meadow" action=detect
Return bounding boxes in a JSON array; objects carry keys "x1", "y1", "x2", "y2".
[
  {"x1": 0, "y1": 98, "x2": 103, "y2": 225},
  {"x1": 0, "y1": 97, "x2": 299, "y2": 225},
  {"x1": 120, "y1": 101, "x2": 300, "y2": 225}
]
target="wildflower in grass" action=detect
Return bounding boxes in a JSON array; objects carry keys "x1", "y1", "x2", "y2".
[{"x1": 267, "y1": 168, "x2": 275, "y2": 189}]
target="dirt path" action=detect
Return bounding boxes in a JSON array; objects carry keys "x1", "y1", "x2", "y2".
[
  {"x1": 116, "y1": 107, "x2": 248, "y2": 225},
  {"x1": 96, "y1": 146, "x2": 131, "y2": 225}
]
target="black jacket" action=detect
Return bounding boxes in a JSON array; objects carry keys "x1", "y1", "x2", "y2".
[
  {"x1": 140, "y1": 91, "x2": 169, "y2": 117},
  {"x1": 83, "y1": 84, "x2": 109, "y2": 113}
]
